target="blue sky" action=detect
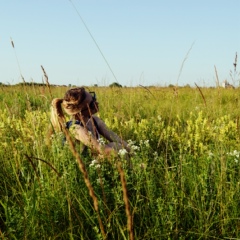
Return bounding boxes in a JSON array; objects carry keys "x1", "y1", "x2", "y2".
[{"x1": 1, "y1": 0, "x2": 240, "y2": 87}]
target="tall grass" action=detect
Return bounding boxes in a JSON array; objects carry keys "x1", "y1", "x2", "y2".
[{"x1": 0, "y1": 85, "x2": 240, "y2": 239}]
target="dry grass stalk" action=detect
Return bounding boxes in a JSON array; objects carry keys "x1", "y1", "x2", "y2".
[
  {"x1": 176, "y1": 41, "x2": 195, "y2": 86},
  {"x1": 117, "y1": 162, "x2": 134, "y2": 240},
  {"x1": 139, "y1": 84, "x2": 156, "y2": 99},
  {"x1": 11, "y1": 38, "x2": 15, "y2": 48},
  {"x1": 21, "y1": 75, "x2": 26, "y2": 84},
  {"x1": 173, "y1": 86, "x2": 178, "y2": 98},
  {"x1": 41, "y1": 65, "x2": 53, "y2": 99},
  {"x1": 96, "y1": 168, "x2": 110, "y2": 216},
  {"x1": 195, "y1": 82, "x2": 207, "y2": 107},
  {"x1": 0, "y1": 228, "x2": 5, "y2": 240},
  {"x1": 233, "y1": 52, "x2": 238, "y2": 71},
  {"x1": 230, "y1": 52, "x2": 238, "y2": 86},
  {"x1": 57, "y1": 116, "x2": 106, "y2": 238},
  {"x1": 214, "y1": 65, "x2": 220, "y2": 88},
  {"x1": 10, "y1": 38, "x2": 26, "y2": 84}
]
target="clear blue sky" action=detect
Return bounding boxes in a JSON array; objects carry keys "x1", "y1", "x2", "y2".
[{"x1": 1, "y1": 0, "x2": 240, "y2": 87}]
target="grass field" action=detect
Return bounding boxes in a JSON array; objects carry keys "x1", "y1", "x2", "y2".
[{"x1": 0, "y1": 84, "x2": 240, "y2": 239}]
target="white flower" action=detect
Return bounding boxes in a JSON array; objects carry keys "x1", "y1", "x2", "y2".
[
  {"x1": 131, "y1": 145, "x2": 140, "y2": 151},
  {"x1": 140, "y1": 139, "x2": 150, "y2": 148},
  {"x1": 233, "y1": 150, "x2": 240, "y2": 158},
  {"x1": 153, "y1": 151, "x2": 158, "y2": 160},
  {"x1": 144, "y1": 140, "x2": 150, "y2": 147},
  {"x1": 118, "y1": 148, "x2": 128, "y2": 157},
  {"x1": 89, "y1": 159, "x2": 101, "y2": 168},
  {"x1": 96, "y1": 178, "x2": 101, "y2": 184},
  {"x1": 91, "y1": 159, "x2": 99, "y2": 165},
  {"x1": 97, "y1": 137, "x2": 106, "y2": 146},
  {"x1": 228, "y1": 150, "x2": 240, "y2": 158},
  {"x1": 127, "y1": 139, "x2": 136, "y2": 146},
  {"x1": 227, "y1": 150, "x2": 240, "y2": 164}
]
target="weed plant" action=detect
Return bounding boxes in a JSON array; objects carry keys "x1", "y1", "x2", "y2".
[{"x1": 0, "y1": 85, "x2": 240, "y2": 239}]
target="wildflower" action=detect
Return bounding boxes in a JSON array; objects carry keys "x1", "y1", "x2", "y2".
[
  {"x1": 90, "y1": 159, "x2": 99, "y2": 165},
  {"x1": 118, "y1": 148, "x2": 128, "y2": 157},
  {"x1": 227, "y1": 150, "x2": 240, "y2": 158},
  {"x1": 89, "y1": 159, "x2": 101, "y2": 168},
  {"x1": 127, "y1": 139, "x2": 136, "y2": 146},
  {"x1": 140, "y1": 139, "x2": 150, "y2": 148},
  {"x1": 127, "y1": 139, "x2": 140, "y2": 154},
  {"x1": 131, "y1": 145, "x2": 140, "y2": 151},
  {"x1": 153, "y1": 151, "x2": 158, "y2": 160},
  {"x1": 144, "y1": 140, "x2": 150, "y2": 147},
  {"x1": 227, "y1": 150, "x2": 240, "y2": 164},
  {"x1": 97, "y1": 137, "x2": 106, "y2": 146},
  {"x1": 232, "y1": 150, "x2": 239, "y2": 158},
  {"x1": 232, "y1": 150, "x2": 239, "y2": 163}
]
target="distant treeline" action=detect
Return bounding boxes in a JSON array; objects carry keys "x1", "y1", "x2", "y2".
[
  {"x1": 0, "y1": 82, "x2": 44, "y2": 86},
  {"x1": 17, "y1": 82, "x2": 47, "y2": 86},
  {"x1": 0, "y1": 82, "x2": 68, "y2": 87}
]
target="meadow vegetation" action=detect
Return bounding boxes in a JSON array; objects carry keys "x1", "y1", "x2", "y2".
[{"x1": 0, "y1": 84, "x2": 240, "y2": 239}]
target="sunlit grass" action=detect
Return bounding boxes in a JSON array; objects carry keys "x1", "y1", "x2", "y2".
[{"x1": 0, "y1": 85, "x2": 240, "y2": 239}]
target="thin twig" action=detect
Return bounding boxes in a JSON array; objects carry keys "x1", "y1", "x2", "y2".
[
  {"x1": 25, "y1": 154, "x2": 42, "y2": 188},
  {"x1": 27, "y1": 155, "x2": 61, "y2": 177}
]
